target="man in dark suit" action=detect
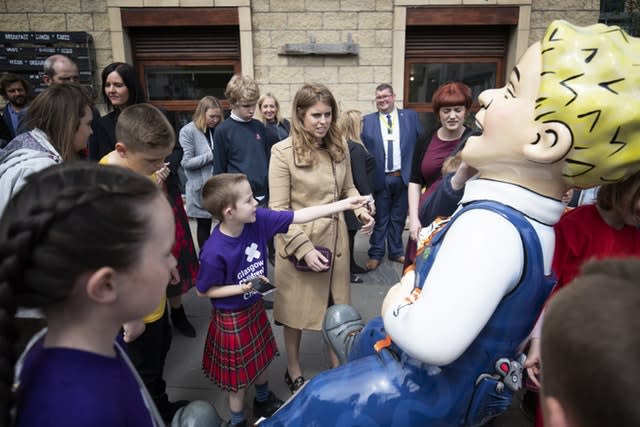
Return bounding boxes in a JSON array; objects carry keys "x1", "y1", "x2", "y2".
[
  {"x1": 0, "y1": 73, "x2": 30, "y2": 147},
  {"x1": 361, "y1": 84, "x2": 423, "y2": 270}
]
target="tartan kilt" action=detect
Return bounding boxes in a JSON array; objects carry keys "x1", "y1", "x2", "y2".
[
  {"x1": 166, "y1": 177, "x2": 198, "y2": 296},
  {"x1": 202, "y1": 299, "x2": 277, "y2": 391}
]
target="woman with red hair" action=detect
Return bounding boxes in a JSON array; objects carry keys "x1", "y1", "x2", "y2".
[{"x1": 405, "y1": 82, "x2": 473, "y2": 267}]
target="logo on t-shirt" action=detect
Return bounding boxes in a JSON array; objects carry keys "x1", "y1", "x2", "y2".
[{"x1": 245, "y1": 242, "x2": 261, "y2": 262}]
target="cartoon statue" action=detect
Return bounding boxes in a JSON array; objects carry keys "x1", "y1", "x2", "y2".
[{"x1": 258, "y1": 20, "x2": 640, "y2": 427}]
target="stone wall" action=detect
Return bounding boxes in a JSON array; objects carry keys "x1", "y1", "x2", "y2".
[
  {"x1": 251, "y1": 0, "x2": 394, "y2": 115},
  {"x1": 0, "y1": 0, "x2": 602, "y2": 114},
  {"x1": 529, "y1": 0, "x2": 601, "y2": 43},
  {"x1": 0, "y1": 0, "x2": 112, "y2": 107}
]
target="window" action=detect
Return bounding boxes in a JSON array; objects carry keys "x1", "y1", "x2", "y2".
[
  {"x1": 599, "y1": 0, "x2": 634, "y2": 35},
  {"x1": 404, "y1": 8, "x2": 515, "y2": 130},
  {"x1": 122, "y1": 8, "x2": 241, "y2": 130},
  {"x1": 404, "y1": 27, "x2": 508, "y2": 130}
]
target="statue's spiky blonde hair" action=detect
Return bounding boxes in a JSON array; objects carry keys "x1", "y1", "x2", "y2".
[{"x1": 537, "y1": 20, "x2": 640, "y2": 188}]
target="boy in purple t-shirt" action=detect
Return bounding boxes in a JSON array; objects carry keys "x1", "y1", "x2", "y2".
[{"x1": 196, "y1": 173, "x2": 368, "y2": 427}]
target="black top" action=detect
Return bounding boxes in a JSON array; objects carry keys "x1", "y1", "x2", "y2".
[
  {"x1": 345, "y1": 139, "x2": 377, "y2": 230},
  {"x1": 264, "y1": 119, "x2": 291, "y2": 152}
]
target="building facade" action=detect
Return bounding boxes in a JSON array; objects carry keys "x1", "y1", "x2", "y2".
[{"x1": 0, "y1": 0, "x2": 601, "y2": 129}]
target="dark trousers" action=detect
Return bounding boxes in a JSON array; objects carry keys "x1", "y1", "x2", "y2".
[
  {"x1": 126, "y1": 307, "x2": 172, "y2": 410},
  {"x1": 368, "y1": 175, "x2": 408, "y2": 260},
  {"x1": 196, "y1": 217, "x2": 212, "y2": 250},
  {"x1": 348, "y1": 229, "x2": 358, "y2": 269}
]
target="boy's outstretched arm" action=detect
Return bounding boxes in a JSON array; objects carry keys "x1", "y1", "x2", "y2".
[
  {"x1": 196, "y1": 282, "x2": 254, "y2": 299},
  {"x1": 292, "y1": 195, "x2": 370, "y2": 224}
]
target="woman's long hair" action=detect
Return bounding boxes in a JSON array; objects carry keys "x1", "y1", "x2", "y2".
[
  {"x1": 193, "y1": 96, "x2": 223, "y2": 133},
  {"x1": 26, "y1": 83, "x2": 93, "y2": 161},
  {"x1": 290, "y1": 83, "x2": 345, "y2": 167},
  {"x1": 100, "y1": 62, "x2": 146, "y2": 110},
  {"x1": 338, "y1": 109, "x2": 365, "y2": 147}
]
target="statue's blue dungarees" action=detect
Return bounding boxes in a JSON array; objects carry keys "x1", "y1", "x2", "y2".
[{"x1": 261, "y1": 201, "x2": 556, "y2": 427}]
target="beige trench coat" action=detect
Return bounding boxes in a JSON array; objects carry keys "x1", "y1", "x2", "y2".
[{"x1": 269, "y1": 137, "x2": 366, "y2": 330}]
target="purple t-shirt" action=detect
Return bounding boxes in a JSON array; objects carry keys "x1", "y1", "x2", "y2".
[
  {"x1": 16, "y1": 338, "x2": 156, "y2": 427},
  {"x1": 196, "y1": 208, "x2": 294, "y2": 310}
]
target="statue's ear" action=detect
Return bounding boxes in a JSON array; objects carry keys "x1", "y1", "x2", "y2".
[{"x1": 523, "y1": 121, "x2": 572, "y2": 165}]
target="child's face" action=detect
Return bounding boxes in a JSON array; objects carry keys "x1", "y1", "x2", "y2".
[
  {"x1": 462, "y1": 42, "x2": 543, "y2": 171},
  {"x1": 230, "y1": 180, "x2": 258, "y2": 224},
  {"x1": 125, "y1": 145, "x2": 173, "y2": 177},
  {"x1": 233, "y1": 98, "x2": 257, "y2": 121},
  {"x1": 118, "y1": 194, "x2": 176, "y2": 320}
]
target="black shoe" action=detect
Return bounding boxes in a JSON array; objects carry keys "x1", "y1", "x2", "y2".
[
  {"x1": 350, "y1": 274, "x2": 363, "y2": 283},
  {"x1": 253, "y1": 391, "x2": 284, "y2": 419},
  {"x1": 262, "y1": 299, "x2": 274, "y2": 310},
  {"x1": 284, "y1": 370, "x2": 305, "y2": 394},
  {"x1": 159, "y1": 399, "x2": 190, "y2": 423},
  {"x1": 351, "y1": 264, "x2": 367, "y2": 274},
  {"x1": 171, "y1": 305, "x2": 196, "y2": 337}
]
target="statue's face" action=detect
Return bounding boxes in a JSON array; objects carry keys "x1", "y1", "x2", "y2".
[{"x1": 462, "y1": 42, "x2": 543, "y2": 172}]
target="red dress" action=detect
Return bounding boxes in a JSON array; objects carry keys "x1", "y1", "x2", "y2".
[
  {"x1": 552, "y1": 203, "x2": 640, "y2": 292},
  {"x1": 534, "y1": 203, "x2": 640, "y2": 427}
]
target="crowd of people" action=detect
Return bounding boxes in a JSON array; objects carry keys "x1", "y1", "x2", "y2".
[{"x1": 1, "y1": 18, "x2": 640, "y2": 427}]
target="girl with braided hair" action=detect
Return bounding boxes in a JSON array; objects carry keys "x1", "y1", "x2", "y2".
[
  {"x1": 0, "y1": 162, "x2": 219, "y2": 427},
  {"x1": 0, "y1": 83, "x2": 94, "y2": 360}
]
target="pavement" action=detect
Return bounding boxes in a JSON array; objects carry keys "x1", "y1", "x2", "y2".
[{"x1": 164, "y1": 225, "x2": 533, "y2": 426}]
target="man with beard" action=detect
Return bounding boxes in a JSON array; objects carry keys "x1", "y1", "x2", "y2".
[{"x1": 0, "y1": 73, "x2": 30, "y2": 146}]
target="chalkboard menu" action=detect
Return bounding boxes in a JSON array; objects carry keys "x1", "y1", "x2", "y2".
[{"x1": 0, "y1": 32, "x2": 95, "y2": 97}]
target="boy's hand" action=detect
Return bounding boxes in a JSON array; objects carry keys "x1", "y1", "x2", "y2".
[
  {"x1": 450, "y1": 161, "x2": 477, "y2": 191},
  {"x1": 303, "y1": 248, "x2": 331, "y2": 272},
  {"x1": 358, "y1": 211, "x2": 375, "y2": 235},
  {"x1": 524, "y1": 338, "x2": 542, "y2": 390},
  {"x1": 154, "y1": 162, "x2": 171, "y2": 185},
  {"x1": 123, "y1": 319, "x2": 146, "y2": 343}
]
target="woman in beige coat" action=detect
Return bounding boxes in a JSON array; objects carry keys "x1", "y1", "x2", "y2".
[{"x1": 269, "y1": 83, "x2": 375, "y2": 394}]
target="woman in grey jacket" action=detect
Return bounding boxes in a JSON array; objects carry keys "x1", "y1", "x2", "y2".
[{"x1": 179, "y1": 96, "x2": 223, "y2": 249}]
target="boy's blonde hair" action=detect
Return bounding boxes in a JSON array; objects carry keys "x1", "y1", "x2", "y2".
[
  {"x1": 224, "y1": 74, "x2": 260, "y2": 107},
  {"x1": 115, "y1": 103, "x2": 175, "y2": 152},
  {"x1": 537, "y1": 20, "x2": 640, "y2": 188},
  {"x1": 202, "y1": 173, "x2": 249, "y2": 221}
]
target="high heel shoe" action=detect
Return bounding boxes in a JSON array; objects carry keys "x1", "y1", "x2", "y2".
[{"x1": 284, "y1": 370, "x2": 305, "y2": 394}]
